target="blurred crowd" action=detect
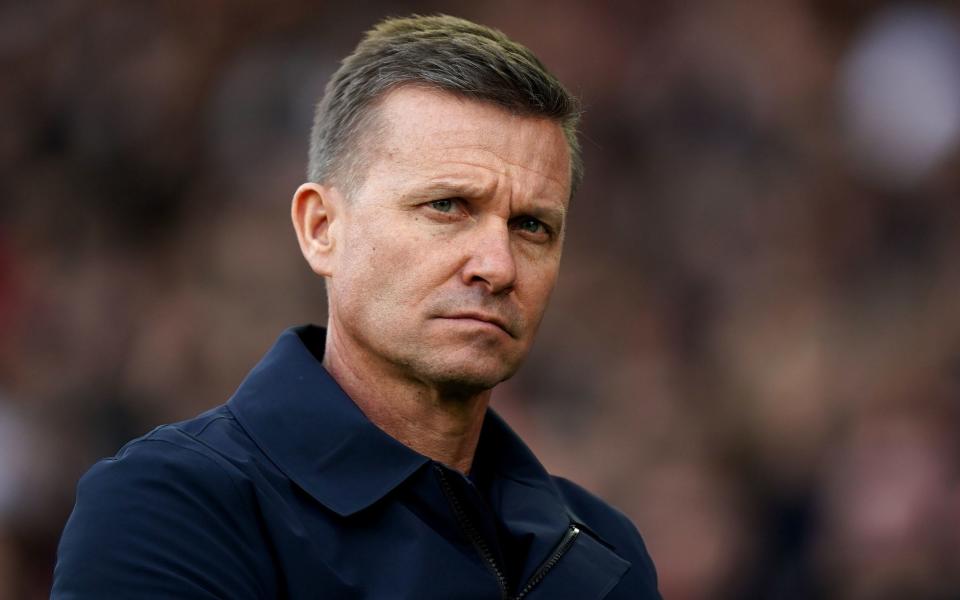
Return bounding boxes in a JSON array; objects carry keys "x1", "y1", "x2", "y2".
[{"x1": 2, "y1": 1, "x2": 960, "y2": 598}]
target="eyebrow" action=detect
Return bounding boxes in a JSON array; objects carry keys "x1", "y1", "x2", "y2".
[
  {"x1": 414, "y1": 179, "x2": 493, "y2": 200},
  {"x1": 413, "y1": 178, "x2": 567, "y2": 225},
  {"x1": 523, "y1": 204, "x2": 566, "y2": 227}
]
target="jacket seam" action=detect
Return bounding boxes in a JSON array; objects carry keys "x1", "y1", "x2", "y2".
[
  {"x1": 113, "y1": 435, "x2": 271, "y2": 597},
  {"x1": 121, "y1": 435, "x2": 253, "y2": 509}
]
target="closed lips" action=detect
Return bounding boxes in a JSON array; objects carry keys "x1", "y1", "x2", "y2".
[{"x1": 441, "y1": 313, "x2": 511, "y2": 334}]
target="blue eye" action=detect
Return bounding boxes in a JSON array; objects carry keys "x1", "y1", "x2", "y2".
[
  {"x1": 518, "y1": 217, "x2": 544, "y2": 234},
  {"x1": 428, "y1": 199, "x2": 455, "y2": 212}
]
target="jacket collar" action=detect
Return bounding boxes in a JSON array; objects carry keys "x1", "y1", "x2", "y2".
[
  {"x1": 226, "y1": 324, "x2": 578, "y2": 528},
  {"x1": 226, "y1": 325, "x2": 430, "y2": 516}
]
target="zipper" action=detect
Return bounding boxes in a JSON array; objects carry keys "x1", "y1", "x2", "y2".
[
  {"x1": 434, "y1": 464, "x2": 582, "y2": 599},
  {"x1": 435, "y1": 465, "x2": 511, "y2": 600},
  {"x1": 514, "y1": 524, "x2": 580, "y2": 599}
]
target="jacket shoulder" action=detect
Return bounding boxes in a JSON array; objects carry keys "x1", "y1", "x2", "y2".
[{"x1": 52, "y1": 412, "x2": 272, "y2": 599}]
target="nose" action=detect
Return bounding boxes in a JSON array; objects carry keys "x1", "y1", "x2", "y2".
[{"x1": 461, "y1": 219, "x2": 517, "y2": 295}]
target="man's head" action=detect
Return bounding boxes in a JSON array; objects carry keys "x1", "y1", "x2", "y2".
[
  {"x1": 307, "y1": 14, "x2": 582, "y2": 196},
  {"x1": 293, "y1": 15, "x2": 580, "y2": 396}
]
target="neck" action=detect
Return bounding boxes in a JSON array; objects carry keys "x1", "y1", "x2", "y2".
[{"x1": 322, "y1": 326, "x2": 490, "y2": 474}]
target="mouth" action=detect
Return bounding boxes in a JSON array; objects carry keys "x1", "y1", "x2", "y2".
[{"x1": 437, "y1": 312, "x2": 515, "y2": 338}]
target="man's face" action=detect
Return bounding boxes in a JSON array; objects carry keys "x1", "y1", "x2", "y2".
[{"x1": 326, "y1": 86, "x2": 571, "y2": 394}]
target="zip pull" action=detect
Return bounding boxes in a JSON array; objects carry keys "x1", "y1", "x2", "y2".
[{"x1": 514, "y1": 524, "x2": 581, "y2": 599}]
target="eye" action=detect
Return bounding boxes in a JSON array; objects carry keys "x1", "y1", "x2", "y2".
[
  {"x1": 428, "y1": 199, "x2": 456, "y2": 213},
  {"x1": 517, "y1": 217, "x2": 545, "y2": 235}
]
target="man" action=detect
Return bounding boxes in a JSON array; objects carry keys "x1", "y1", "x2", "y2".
[{"x1": 53, "y1": 15, "x2": 661, "y2": 599}]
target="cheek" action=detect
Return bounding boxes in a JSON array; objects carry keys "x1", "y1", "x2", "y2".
[
  {"x1": 517, "y1": 253, "x2": 561, "y2": 305},
  {"x1": 336, "y1": 219, "x2": 449, "y2": 308}
]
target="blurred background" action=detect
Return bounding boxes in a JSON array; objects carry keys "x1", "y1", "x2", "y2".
[{"x1": 2, "y1": 0, "x2": 960, "y2": 598}]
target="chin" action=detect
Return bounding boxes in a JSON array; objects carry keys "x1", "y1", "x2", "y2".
[{"x1": 419, "y1": 355, "x2": 522, "y2": 396}]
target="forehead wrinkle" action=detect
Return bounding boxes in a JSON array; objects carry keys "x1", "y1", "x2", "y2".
[
  {"x1": 421, "y1": 155, "x2": 569, "y2": 206},
  {"x1": 427, "y1": 140, "x2": 570, "y2": 191},
  {"x1": 390, "y1": 115, "x2": 569, "y2": 181}
]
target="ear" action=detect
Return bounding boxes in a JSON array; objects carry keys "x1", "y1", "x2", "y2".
[{"x1": 291, "y1": 182, "x2": 344, "y2": 277}]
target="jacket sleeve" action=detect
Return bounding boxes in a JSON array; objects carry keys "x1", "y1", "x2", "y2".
[{"x1": 52, "y1": 435, "x2": 272, "y2": 599}]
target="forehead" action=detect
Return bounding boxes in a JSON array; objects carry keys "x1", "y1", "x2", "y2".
[{"x1": 358, "y1": 86, "x2": 572, "y2": 202}]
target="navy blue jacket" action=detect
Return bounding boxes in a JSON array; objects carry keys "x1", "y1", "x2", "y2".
[{"x1": 53, "y1": 325, "x2": 660, "y2": 599}]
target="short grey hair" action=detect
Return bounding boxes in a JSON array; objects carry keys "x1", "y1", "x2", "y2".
[{"x1": 308, "y1": 14, "x2": 583, "y2": 196}]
